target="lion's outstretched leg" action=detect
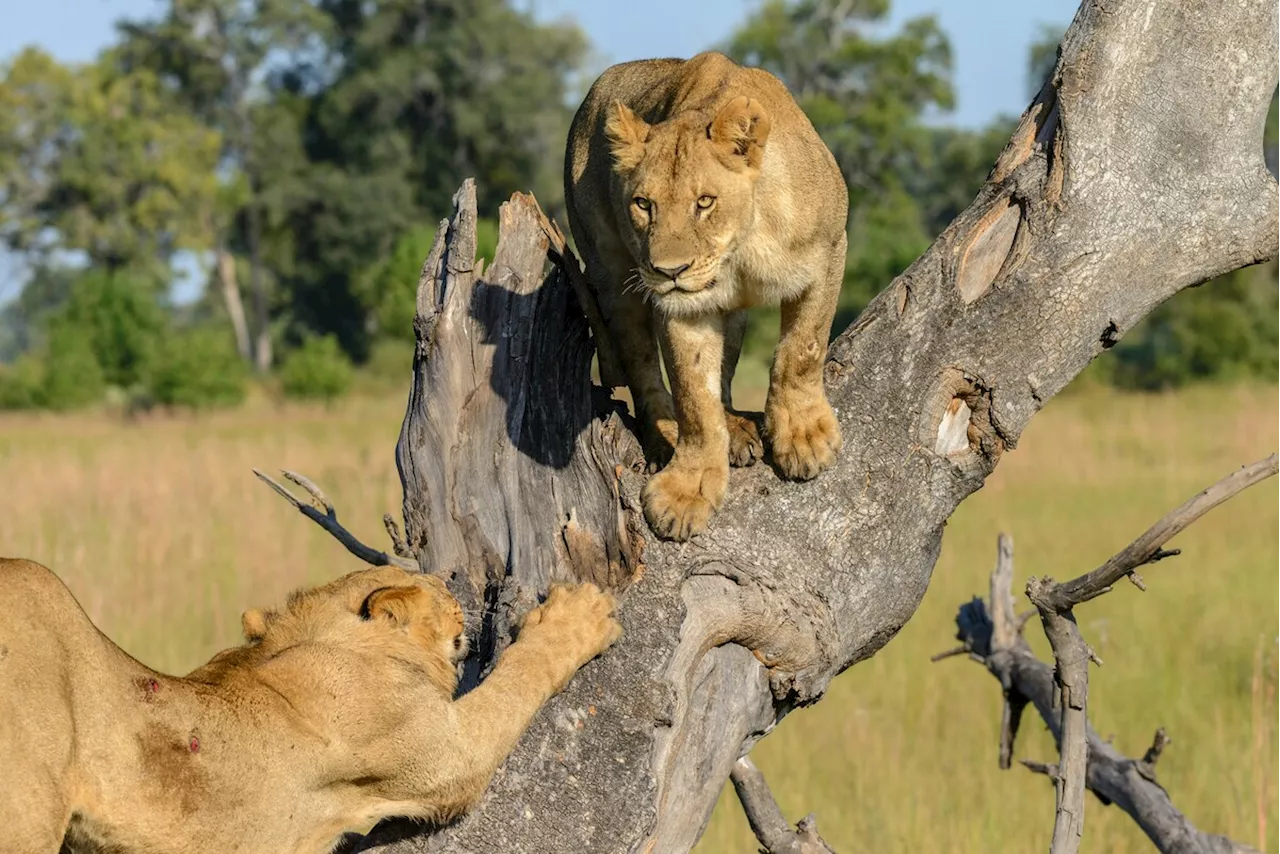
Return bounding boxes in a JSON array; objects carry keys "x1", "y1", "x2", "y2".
[
  {"x1": 720, "y1": 310, "x2": 762, "y2": 468},
  {"x1": 441, "y1": 584, "x2": 621, "y2": 808},
  {"x1": 765, "y1": 245, "x2": 844, "y2": 480},
  {"x1": 642, "y1": 313, "x2": 730, "y2": 541}
]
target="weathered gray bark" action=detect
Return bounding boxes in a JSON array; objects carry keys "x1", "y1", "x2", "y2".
[
  {"x1": 945, "y1": 522, "x2": 1271, "y2": 854},
  {"x1": 349, "y1": 1, "x2": 1278, "y2": 851},
  {"x1": 729, "y1": 757, "x2": 838, "y2": 854}
]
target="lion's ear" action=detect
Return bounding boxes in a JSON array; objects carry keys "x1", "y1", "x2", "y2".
[
  {"x1": 241, "y1": 609, "x2": 268, "y2": 642},
  {"x1": 708, "y1": 96, "x2": 772, "y2": 171},
  {"x1": 360, "y1": 586, "x2": 423, "y2": 628},
  {"x1": 605, "y1": 100, "x2": 648, "y2": 172}
]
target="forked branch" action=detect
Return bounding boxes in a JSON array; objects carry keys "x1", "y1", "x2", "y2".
[
  {"x1": 938, "y1": 456, "x2": 1277, "y2": 854},
  {"x1": 1024, "y1": 455, "x2": 1276, "y2": 853},
  {"x1": 730, "y1": 757, "x2": 838, "y2": 854},
  {"x1": 253, "y1": 469, "x2": 420, "y2": 572}
]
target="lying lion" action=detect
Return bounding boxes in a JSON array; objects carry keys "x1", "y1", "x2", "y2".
[{"x1": 0, "y1": 558, "x2": 621, "y2": 853}]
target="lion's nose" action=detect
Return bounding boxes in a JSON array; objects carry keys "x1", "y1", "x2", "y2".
[{"x1": 652, "y1": 262, "x2": 691, "y2": 281}]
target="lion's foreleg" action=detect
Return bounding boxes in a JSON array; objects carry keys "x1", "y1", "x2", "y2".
[
  {"x1": 433, "y1": 584, "x2": 621, "y2": 810},
  {"x1": 641, "y1": 312, "x2": 730, "y2": 541},
  {"x1": 764, "y1": 250, "x2": 843, "y2": 480}
]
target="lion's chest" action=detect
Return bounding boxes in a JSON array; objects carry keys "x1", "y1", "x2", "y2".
[{"x1": 723, "y1": 229, "x2": 810, "y2": 310}]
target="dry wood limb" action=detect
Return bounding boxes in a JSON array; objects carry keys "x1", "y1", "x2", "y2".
[
  {"x1": 730, "y1": 757, "x2": 838, "y2": 854},
  {"x1": 361, "y1": 3, "x2": 1278, "y2": 850},
  {"x1": 253, "y1": 469, "x2": 420, "y2": 572},
  {"x1": 940, "y1": 497, "x2": 1272, "y2": 853},
  {"x1": 1035, "y1": 455, "x2": 1278, "y2": 611},
  {"x1": 1022, "y1": 456, "x2": 1276, "y2": 854}
]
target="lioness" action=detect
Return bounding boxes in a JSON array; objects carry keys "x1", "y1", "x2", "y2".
[
  {"x1": 565, "y1": 51, "x2": 848, "y2": 541},
  {"x1": 0, "y1": 558, "x2": 621, "y2": 853}
]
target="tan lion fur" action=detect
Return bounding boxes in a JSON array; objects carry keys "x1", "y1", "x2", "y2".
[
  {"x1": 0, "y1": 558, "x2": 620, "y2": 853},
  {"x1": 564, "y1": 51, "x2": 849, "y2": 541}
]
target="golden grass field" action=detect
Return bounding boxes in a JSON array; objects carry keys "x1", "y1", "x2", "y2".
[{"x1": 0, "y1": 382, "x2": 1275, "y2": 853}]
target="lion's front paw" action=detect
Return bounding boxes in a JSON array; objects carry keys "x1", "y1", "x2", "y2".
[
  {"x1": 642, "y1": 459, "x2": 728, "y2": 541},
  {"x1": 522, "y1": 583, "x2": 622, "y2": 665},
  {"x1": 766, "y1": 397, "x2": 842, "y2": 480},
  {"x1": 725, "y1": 410, "x2": 763, "y2": 468}
]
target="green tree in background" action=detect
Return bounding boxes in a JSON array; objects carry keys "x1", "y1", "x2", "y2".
[
  {"x1": 0, "y1": 48, "x2": 221, "y2": 274},
  {"x1": 727, "y1": 0, "x2": 953, "y2": 213},
  {"x1": 252, "y1": 0, "x2": 587, "y2": 358},
  {"x1": 117, "y1": 0, "x2": 329, "y2": 370}
]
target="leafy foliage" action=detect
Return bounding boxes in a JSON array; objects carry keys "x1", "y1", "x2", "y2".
[
  {"x1": 40, "y1": 322, "x2": 108, "y2": 411},
  {"x1": 0, "y1": 357, "x2": 45, "y2": 410},
  {"x1": 279, "y1": 334, "x2": 354, "y2": 401},
  {"x1": 151, "y1": 326, "x2": 249, "y2": 408},
  {"x1": 0, "y1": 48, "x2": 221, "y2": 272},
  {"x1": 51, "y1": 269, "x2": 168, "y2": 391}
]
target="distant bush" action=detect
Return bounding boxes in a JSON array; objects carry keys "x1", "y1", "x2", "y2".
[
  {"x1": 41, "y1": 321, "x2": 107, "y2": 411},
  {"x1": 362, "y1": 338, "x2": 415, "y2": 389},
  {"x1": 0, "y1": 357, "x2": 45, "y2": 410},
  {"x1": 1106, "y1": 262, "x2": 1278, "y2": 390},
  {"x1": 279, "y1": 335, "x2": 354, "y2": 402},
  {"x1": 53, "y1": 269, "x2": 168, "y2": 390},
  {"x1": 151, "y1": 327, "x2": 249, "y2": 409}
]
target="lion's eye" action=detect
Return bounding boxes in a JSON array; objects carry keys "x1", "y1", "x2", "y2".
[
  {"x1": 633, "y1": 196, "x2": 651, "y2": 212},
  {"x1": 453, "y1": 636, "x2": 463, "y2": 650},
  {"x1": 696, "y1": 195, "x2": 716, "y2": 210}
]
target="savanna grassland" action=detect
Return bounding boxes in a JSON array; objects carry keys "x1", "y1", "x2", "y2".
[{"x1": 0, "y1": 383, "x2": 1275, "y2": 854}]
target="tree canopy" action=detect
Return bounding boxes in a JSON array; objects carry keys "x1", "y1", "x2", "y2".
[{"x1": 0, "y1": 0, "x2": 1274, "y2": 411}]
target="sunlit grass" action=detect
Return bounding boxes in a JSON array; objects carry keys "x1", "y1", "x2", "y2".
[{"x1": 0, "y1": 382, "x2": 1274, "y2": 853}]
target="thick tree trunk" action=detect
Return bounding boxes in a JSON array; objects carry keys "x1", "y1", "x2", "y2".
[
  {"x1": 215, "y1": 247, "x2": 252, "y2": 362},
  {"x1": 356, "y1": 1, "x2": 1278, "y2": 851}
]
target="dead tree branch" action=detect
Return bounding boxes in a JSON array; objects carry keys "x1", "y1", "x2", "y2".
[
  {"x1": 253, "y1": 469, "x2": 419, "y2": 572},
  {"x1": 271, "y1": 1, "x2": 1279, "y2": 849},
  {"x1": 939, "y1": 457, "x2": 1276, "y2": 854},
  {"x1": 1023, "y1": 456, "x2": 1276, "y2": 854},
  {"x1": 730, "y1": 757, "x2": 838, "y2": 854}
]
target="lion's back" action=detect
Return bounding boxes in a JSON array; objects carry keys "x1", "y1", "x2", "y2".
[{"x1": 0, "y1": 559, "x2": 83, "y2": 833}]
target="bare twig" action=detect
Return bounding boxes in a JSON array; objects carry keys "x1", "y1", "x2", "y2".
[
  {"x1": 254, "y1": 469, "x2": 420, "y2": 572},
  {"x1": 1037, "y1": 455, "x2": 1277, "y2": 611},
  {"x1": 729, "y1": 757, "x2": 837, "y2": 854},
  {"x1": 1021, "y1": 455, "x2": 1277, "y2": 854},
  {"x1": 951, "y1": 583, "x2": 1260, "y2": 854},
  {"x1": 383, "y1": 513, "x2": 412, "y2": 558}
]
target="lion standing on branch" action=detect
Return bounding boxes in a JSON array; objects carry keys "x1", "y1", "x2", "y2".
[{"x1": 564, "y1": 50, "x2": 849, "y2": 542}]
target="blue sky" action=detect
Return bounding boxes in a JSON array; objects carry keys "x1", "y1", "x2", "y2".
[{"x1": 0, "y1": 0, "x2": 1079, "y2": 301}]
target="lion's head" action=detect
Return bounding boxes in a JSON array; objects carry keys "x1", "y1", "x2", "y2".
[
  {"x1": 200, "y1": 566, "x2": 467, "y2": 695},
  {"x1": 605, "y1": 95, "x2": 772, "y2": 314}
]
